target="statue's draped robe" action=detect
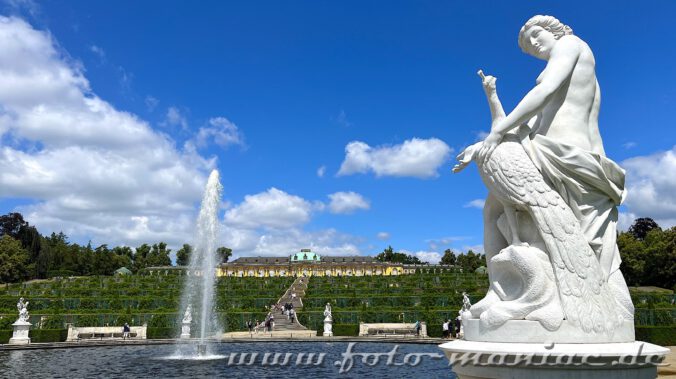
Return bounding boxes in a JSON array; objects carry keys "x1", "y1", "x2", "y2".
[
  {"x1": 521, "y1": 132, "x2": 625, "y2": 275},
  {"x1": 517, "y1": 130, "x2": 634, "y2": 319}
]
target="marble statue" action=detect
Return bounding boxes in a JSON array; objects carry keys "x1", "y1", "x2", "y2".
[
  {"x1": 180, "y1": 304, "x2": 192, "y2": 339},
  {"x1": 461, "y1": 292, "x2": 471, "y2": 313},
  {"x1": 182, "y1": 304, "x2": 192, "y2": 324},
  {"x1": 453, "y1": 15, "x2": 633, "y2": 341},
  {"x1": 323, "y1": 303, "x2": 333, "y2": 336},
  {"x1": 17, "y1": 297, "x2": 29, "y2": 323},
  {"x1": 9, "y1": 297, "x2": 31, "y2": 345}
]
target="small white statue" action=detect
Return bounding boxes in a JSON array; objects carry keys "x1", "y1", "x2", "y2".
[
  {"x1": 461, "y1": 292, "x2": 471, "y2": 313},
  {"x1": 180, "y1": 305, "x2": 192, "y2": 339},
  {"x1": 323, "y1": 303, "x2": 333, "y2": 321},
  {"x1": 17, "y1": 297, "x2": 29, "y2": 323},
  {"x1": 323, "y1": 303, "x2": 333, "y2": 336},
  {"x1": 182, "y1": 304, "x2": 192, "y2": 324}
]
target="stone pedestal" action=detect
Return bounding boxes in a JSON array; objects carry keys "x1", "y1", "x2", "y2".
[
  {"x1": 440, "y1": 340, "x2": 669, "y2": 379},
  {"x1": 9, "y1": 320, "x2": 31, "y2": 345},
  {"x1": 180, "y1": 321, "x2": 191, "y2": 339},
  {"x1": 323, "y1": 318, "x2": 333, "y2": 337}
]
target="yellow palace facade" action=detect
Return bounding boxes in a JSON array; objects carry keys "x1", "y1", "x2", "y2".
[{"x1": 217, "y1": 249, "x2": 417, "y2": 278}]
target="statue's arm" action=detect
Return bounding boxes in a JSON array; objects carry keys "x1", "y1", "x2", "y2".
[{"x1": 491, "y1": 37, "x2": 580, "y2": 137}]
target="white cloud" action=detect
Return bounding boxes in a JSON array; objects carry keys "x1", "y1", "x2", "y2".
[
  {"x1": 621, "y1": 146, "x2": 676, "y2": 228},
  {"x1": 317, "y1": 165, "x2": 326, "y2": 178},
  {"x1": 162, "y1": 106, "x2": 188, "y2": 130},
  {"x1": 464, "y1": 199, "x2": 485, "y2": 209},
  {"x1": 224, "y1": 188, "x2": 314, "y2": 229},
  {"x1": 195, "y1": 117, "x2": 244, "y2": 149},
  {"x1": 337, "y1": 138, "x2": 452, "y2": 178},
  {"x1": 89, "y1": 45, "x2": 105, "y2": 62},
  {"x1": 376, "y1": 232, "x2": 390, "y2": 241},
  {"x1": 414, "y1": 251, "x2": 441, "y2": 264},
  {"x1": 333, "y1": 109, "x2": 352, "y2": 128},
  {"x1": 623, "y1": 141, "x2": 637, "y2": 149},
  {"x1": 144, "y1": 96, "x2": 159, "y2": 112},
  {"x1": 0, "y1": 16, "x2": 213, "y2": 248},
  {"x1": 327, "y1": 191, "x2": 370, "y2": 214}
]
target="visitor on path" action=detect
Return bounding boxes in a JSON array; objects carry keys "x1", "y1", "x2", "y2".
[
  {"x1": 442, "y1": 320, "x2": 449, "y2": 339},
  {"x1": 123, "y1": 323, "x2": 130, "y2": 339},
  {"x1": 254, "y1": 319, "x2": 259, "y2": 334},
  {"x1": 289, "y1": 308, "x2": 296, "y2": 323},
  {"x1": 414, "y1": 320, "x2": 421, "y2": 336},
  {"x1": 247, "y1": 320, "x2": 253, "y2": 333}
]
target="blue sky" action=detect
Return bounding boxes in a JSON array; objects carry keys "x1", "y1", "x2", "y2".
[{"x1": 0, "y1": 0, "x2": 675, "y2": 262}]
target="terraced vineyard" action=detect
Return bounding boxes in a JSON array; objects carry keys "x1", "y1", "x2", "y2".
[
  {"x1": 0, "y1": 270, "x2": 673, "y2": 343},
  {"x1": 0, "y1": 273, "x2": 293, "y2": 339},
  {"x1": 299, "y1": 270, "x2": 489, "y2": 337}
]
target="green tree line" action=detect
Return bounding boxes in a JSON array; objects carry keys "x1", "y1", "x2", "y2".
[{"x1": 0, "y1": 212, "x2": 232, "y2": 283}]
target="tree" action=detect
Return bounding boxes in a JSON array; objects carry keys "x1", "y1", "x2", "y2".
[
  {"x1": 440, "y1": 249, "x2": 457, "y2": 265},
  {"x1": 216, "y1": 247, "x2": 232, "y2": 263},
  {"x1": 0, "y1": 212, "x2": 28, "y2": 239},
  {"x1": 456, "y1": 250, "x2": 485, "y2": 272},
  {"x1": 628, "y1": 218, "x2": 661, "y2": 240},
  {"x1": 0, "y1": 235, "x2": 29, "y2": 283},
  {"x1": 375, "y1": 246, "x2": 422, "y2": 264},
  {"x1": 176, "y1": 244, "x2": 192, "y2": 266}
]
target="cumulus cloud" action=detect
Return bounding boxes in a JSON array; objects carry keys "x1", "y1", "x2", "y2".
[
  {"x1": 195, "y1": 117, "x2": 245, "y2": 149},
  {"x1": 376, "y1": 232, "x2": 390, "y2": 241},
  {"x1": 621, "y1": 146, "x2": 676, "y2": 228},
  {"x1": 162, "y1": 106, "x2": 188, "y2": 130},
  {"x1": 89, "y1": 45, "x2": 105, "y2": 62},
  {"x1": 144, "y1": 96, "x2": 159, "y2": 112},
  {"x1": 327, "y1": 191, "x2": 370, "y2": 214},
  {"x1": 337, "y1": 138, "x2": 452, "y2": 178},
  {"x1": 464, "y1": 199, "x2": 485, "y2": 209},
  {"x1": 414, "y1": 251, "x2": 441, "y2": 264},
  {"x1": 0, "y1": 16, "x2": 214, "y2": 247},
  {"x1": 224, "y1": 188, "x2": 314, "y2": 229},
  {"x1": 317, "y1": 165, "x2": 326, "y2": 178}
]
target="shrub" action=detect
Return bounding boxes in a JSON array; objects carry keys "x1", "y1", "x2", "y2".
[
  {"x1": 635, "y1": 326, "x2": 676, "y2": 346},
  {"x1": 147, "y1": 327, "x2": 175, "y2": 339},
  {"x1": 30, "y1": 329, "x2": 67, "y2": 342},
  {"x1": 333, "y1": 324, "x2": 359, "y2": 336},
  {"x1": 40, "y1": 315, "x2": 65, "y2": 329}
]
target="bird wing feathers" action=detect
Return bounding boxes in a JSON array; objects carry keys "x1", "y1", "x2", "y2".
[{"x1": 480, "y1": 140, "x2": 622, "y2": 335}]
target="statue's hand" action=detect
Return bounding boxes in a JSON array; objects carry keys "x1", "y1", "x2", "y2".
[
  {"x1": 477, "y1": 130, "x2": 503, "y2": 164},
  {"x1": 478, "y1": 70, "x2": 497, "y2": 94},
  {"x1": 452, "y1": 142, "x2": 481, "y2": 173}
]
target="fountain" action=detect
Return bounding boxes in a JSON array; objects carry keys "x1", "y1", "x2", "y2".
[{"x1": 176, "y1": 169, "x2": 223, "y2": 357}]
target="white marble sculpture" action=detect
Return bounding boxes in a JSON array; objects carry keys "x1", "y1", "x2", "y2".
[
  {"x1": 17, "y1": 297, "x2": 29, "y2": 322},
  {"x1": 453, "y1": 15, "x2": 634, "y2": 342},
  {"x1": 442, "y1": 15, "x2": 668, "y2": 379},
  {"x1": 180, "y1": 304, "x2": 192, "y2": 339},
  {"x1": 323, "y1": 303, "x2": 333, "y2": 336},
  {"x1": 461, "y1": 292, "x2": 471, "y2": 314},
  {"x1": 9, "y1": 297, "x2": 31, "y2": 345}
]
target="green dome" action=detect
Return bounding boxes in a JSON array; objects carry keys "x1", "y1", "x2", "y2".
[{"x1": 291, "y1": 250, "x2": 321, "y2": 261}]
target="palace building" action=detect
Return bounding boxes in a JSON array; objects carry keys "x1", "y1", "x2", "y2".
[{"x1": 217, "y1": 249, "x2": 418, "y2": 277}]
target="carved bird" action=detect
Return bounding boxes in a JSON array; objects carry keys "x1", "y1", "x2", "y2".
[{"x1": 453, "y1": 71, "x2": 622, "y2": 335}]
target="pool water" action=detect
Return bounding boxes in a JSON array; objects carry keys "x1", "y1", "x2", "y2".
[{"x1": 0, "y1": 342, "x2": 455, "y2": 378}]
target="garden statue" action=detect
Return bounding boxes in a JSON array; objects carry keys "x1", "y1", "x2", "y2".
[
  {"x1": 452, "y1": 15, "x2": 637, "y2": 343},
  {"x1": 17, "y1": 297, "x2": 29, "y2": 323},
  {"x1": 9, "y1": 297, "x2": 31, "y2": 345},
  {"x1": 461, "y1": 292, "x2": 471, "y2": 315},
  {"x1": 180, "y1": 304, "x2": 192, "y2": 339},
  {"x1": 323, "y1": 303, "x2": 333, "y2": 336}
]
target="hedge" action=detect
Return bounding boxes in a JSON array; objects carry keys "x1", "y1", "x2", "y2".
[
  {"x1": 635, "y1": 326, "x2": 676, "y2": 346},
  {"x1": 147, "y1": 327, "x2": 175, "y2": 339},
  {"x1": 332, "y1": 324, "x2": 359, "y2": 336},
  {"x1": 0, "y1": 329, "x2": 11, "y2": 343},
  {"x1": 30, "y1": 329, "x2": 67, "y2": 342}
]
